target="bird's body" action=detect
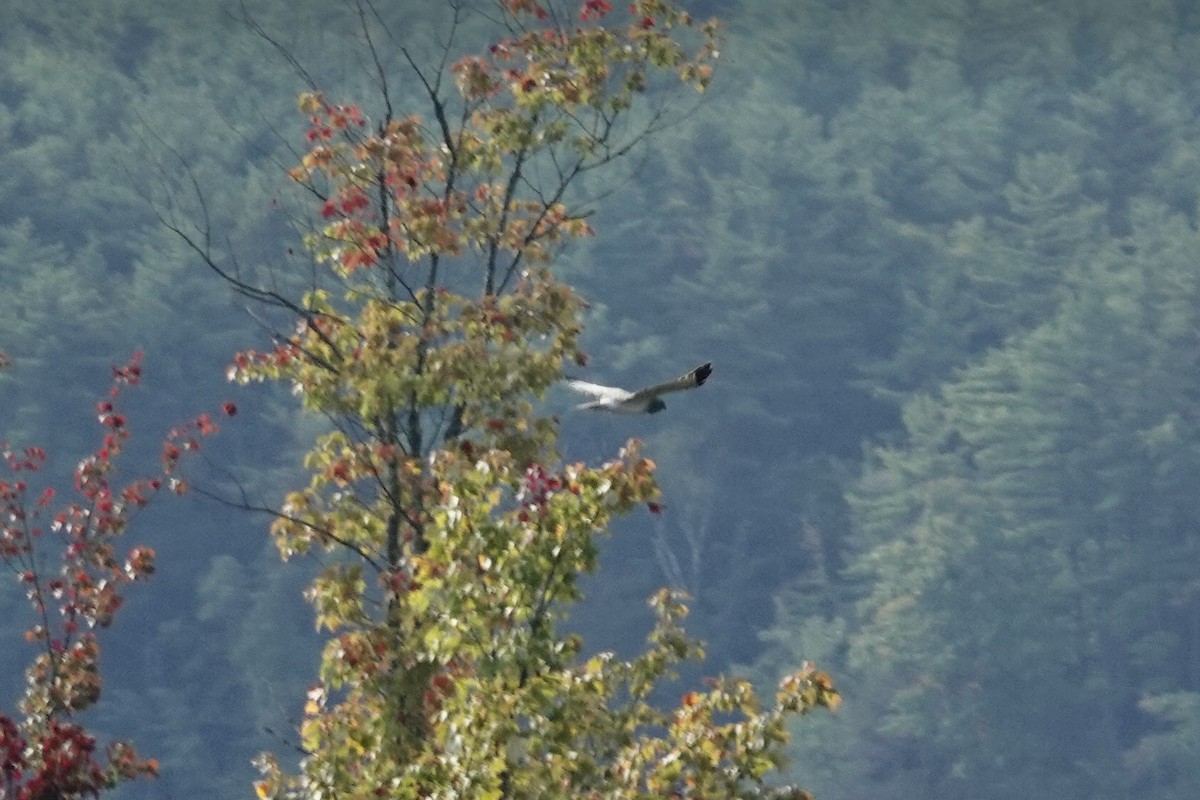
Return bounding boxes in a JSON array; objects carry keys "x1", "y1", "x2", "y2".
[{"x1": 567, "y1": 362, "x2": 712, "y2": 414}]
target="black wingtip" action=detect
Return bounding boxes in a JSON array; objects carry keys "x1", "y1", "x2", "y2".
[{"x1": 694, "y1": 362, "x2": 713, "y2": 386}]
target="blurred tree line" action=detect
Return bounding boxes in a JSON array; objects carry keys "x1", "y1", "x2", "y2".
[{"x1": 1, "y1": 0, "x2": 1199, "y2": 798}]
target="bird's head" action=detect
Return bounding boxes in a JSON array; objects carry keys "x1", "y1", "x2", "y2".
[{"x1": 648, "y1": 398, "x2": 667, "y2": 414}]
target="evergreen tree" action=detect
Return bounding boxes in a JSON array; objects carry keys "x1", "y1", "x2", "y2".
[{"x1": 844, "y1": 200, "x2": 1200, "y2": 799}]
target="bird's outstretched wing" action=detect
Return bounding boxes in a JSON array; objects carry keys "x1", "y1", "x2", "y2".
[
  {"x1": 565, "y1": 379, "x2": 633, "y2": 403},
  {"x1": 629, "y1": 362, "x2": 713, "y2": 401}
]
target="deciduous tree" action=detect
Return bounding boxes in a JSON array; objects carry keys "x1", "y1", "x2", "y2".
[
  {"x1": 0, "y1": 355, "x2": 225, "y2": 799},
  {"x1": 165, "y1": 2, "x2": 839, "y2": 797}
]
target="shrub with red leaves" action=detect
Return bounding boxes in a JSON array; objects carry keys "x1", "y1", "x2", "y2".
[{"x1": 1, "y1": 355, "x2": 227, "y2": 799}]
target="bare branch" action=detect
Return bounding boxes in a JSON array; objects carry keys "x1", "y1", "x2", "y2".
[
  {"x1": 235, "y1": 1, "x2": 320, "y2": 92},
  {"x1": 187, "y1": 482, "x2": 385, "y2": 573}
]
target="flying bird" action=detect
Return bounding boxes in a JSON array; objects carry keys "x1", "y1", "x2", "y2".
[{"x1": 567, "y1": 362, "x2": 713, "y2": 414}]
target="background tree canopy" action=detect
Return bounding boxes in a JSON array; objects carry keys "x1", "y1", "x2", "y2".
[{"x1": 2, "y1": 0, "x2": 1199, "y2": 798}]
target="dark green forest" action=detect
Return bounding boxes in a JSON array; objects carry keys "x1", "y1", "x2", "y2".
[{"x1": 2, "y1": 0, "x2": 1199, "y2": 798}]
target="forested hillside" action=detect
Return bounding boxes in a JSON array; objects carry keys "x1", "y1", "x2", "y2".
[{"x1": 2, "y1": 1, "x2": 1199, "y2": 798}]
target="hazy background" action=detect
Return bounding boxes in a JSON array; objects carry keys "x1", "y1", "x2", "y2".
[{"x1": 2, "y1": 1, "x2": 1199, "y2": 797}]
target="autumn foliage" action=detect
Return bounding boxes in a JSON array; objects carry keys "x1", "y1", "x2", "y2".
[
  {"x1": 0, "y1": 354, "x2": 223, "y2": 799},
  {"x1": 5, "y1": 3, "x2": 835, "y2": 799},
  {"x1": 223, "y1": 2, "x2": 838, "y2": 799}
]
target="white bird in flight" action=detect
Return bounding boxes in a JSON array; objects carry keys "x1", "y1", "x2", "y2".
[{"x1": 566, "y1": 362, "x2": 713, "y2": 414}]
